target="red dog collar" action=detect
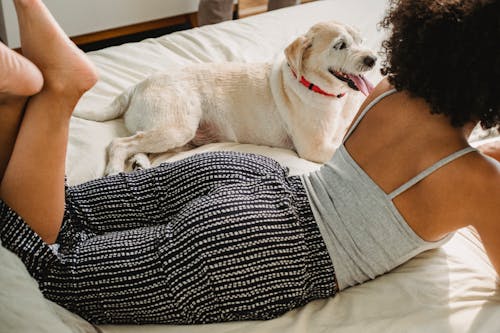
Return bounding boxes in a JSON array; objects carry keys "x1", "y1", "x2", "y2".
[{"x1": 289, "y1": 65, "x2": 345, "y2": 98}]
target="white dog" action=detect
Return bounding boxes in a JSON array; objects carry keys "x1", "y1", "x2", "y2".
[{"x1": 93, "y1": 21, "x2": 376, "y2": 175}]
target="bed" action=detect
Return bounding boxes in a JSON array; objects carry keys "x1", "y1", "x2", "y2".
[{"x1": 1, "y1": 1, "x2": 499, "y2": 332}]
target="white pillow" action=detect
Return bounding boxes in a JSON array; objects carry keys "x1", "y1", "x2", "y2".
[{"x1": 0, "y1": 240, "x2": 96, "y2": 333}]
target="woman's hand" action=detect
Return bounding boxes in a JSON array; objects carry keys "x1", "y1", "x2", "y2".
[{"x1": 476, "y1": 139, "x2": 500, "y2": 162}]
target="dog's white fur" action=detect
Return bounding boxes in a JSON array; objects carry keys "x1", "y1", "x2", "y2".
[{"x1": 97, "y1": 21, "x2": 376, "y2": 175}]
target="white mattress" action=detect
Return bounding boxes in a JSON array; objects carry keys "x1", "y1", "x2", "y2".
[{"x1": 5, "y1": 1, "x2": 500, "y2": 333}]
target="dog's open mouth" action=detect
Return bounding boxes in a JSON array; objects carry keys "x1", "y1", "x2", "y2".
[{"x1": 329, "y1": 69, "x2": 374, "y2": 96}]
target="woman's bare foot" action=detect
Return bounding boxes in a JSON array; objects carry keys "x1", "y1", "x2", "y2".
[
  {"x1": 0, "y1": 42, "x2": 43, "y2": 98},
  {"x1": 13, "y1": 0, "x2": 98, "y2": 98}
]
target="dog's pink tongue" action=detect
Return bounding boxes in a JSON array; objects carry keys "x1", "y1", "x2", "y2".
[{"x1": 348, "y1": 74, "x2": 374, "y2": 96}]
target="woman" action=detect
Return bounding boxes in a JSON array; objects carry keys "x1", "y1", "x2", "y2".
[{"x1": 1, "y1": 0, "x2": 499, "y2": 325}]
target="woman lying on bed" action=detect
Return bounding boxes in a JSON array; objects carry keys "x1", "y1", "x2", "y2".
[{"x1": 0, "y1": 0, "x2": 498, "y2": 325}]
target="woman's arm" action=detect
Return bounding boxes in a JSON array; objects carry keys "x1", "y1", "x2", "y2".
[
  {"x1": 476, "y1": 216, "x2": 500, "y2": 281},
  {"x1": 473, "y1": 155, "x2": 500, "y2": 280}
]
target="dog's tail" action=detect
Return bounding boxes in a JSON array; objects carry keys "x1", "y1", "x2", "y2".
[{"x1": 74, "y1": 88, "x2": 132, "y2": 122}]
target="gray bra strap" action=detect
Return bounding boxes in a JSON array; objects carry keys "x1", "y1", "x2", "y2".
[
  {"x1": 389, "y1": 146, "x2": 477, "y2": 199},
  {"x1": 343, "y1": 88, "x2": 398, "y2": 143}
]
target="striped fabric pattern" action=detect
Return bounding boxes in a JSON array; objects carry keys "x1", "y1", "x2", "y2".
[{"x1": 0, "y1": 152, "x2": 337, "y2": 324}]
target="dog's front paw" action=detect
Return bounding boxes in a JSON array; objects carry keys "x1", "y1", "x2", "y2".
[
  {"x1": 104, "y1": 163, "x2": 124, "y2": 177},
  {"x1": 129, "y1": 153, "x2": 151, "y2": 171}
]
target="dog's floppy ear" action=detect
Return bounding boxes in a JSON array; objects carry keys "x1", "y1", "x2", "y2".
[
  {"x1": 343, "y1": 24, "x2": 362, "y2": 43},
  {"x1": 285, "y1": 35, "x2": 312, "y2": 79}
]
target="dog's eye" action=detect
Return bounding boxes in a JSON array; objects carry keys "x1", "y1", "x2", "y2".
[{"x1": 334, "y1": 41, "x2": 347, "y2": 50}]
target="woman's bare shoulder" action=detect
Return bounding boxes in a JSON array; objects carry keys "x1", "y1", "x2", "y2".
[{"x1": 357, "y1": 78, "x2": 394, "y2": 111}]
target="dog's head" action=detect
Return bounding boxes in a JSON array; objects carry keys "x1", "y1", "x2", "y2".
[{"x1": 285, "y1": 21, "x2": 376, "y2": 96}]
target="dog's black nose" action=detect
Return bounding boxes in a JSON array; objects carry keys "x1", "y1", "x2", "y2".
[{"x1": 363, "y1": 56, "x2": 377, "y2": 68}]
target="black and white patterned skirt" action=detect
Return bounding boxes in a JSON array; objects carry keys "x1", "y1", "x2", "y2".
[{"x1": 0, "y1": 151, "x2": 337, "y2": 324}]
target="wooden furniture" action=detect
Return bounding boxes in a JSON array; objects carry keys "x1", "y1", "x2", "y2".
[{"x1": 0, "y1": 0, "x2": 237, "y2": 48}]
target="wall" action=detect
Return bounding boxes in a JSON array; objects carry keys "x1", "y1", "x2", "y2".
[{"x1": 0, "y1": 0, "x2": 204, "y2": 48}]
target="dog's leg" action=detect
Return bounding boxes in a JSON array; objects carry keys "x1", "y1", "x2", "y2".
[
  {"x1": 105, "y1": 128, "x2": 195, "y2": 176},
  {"x1": 292, "y1": 131, "x2": 337, "y2": 164}
]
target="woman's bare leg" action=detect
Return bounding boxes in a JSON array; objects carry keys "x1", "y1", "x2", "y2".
[
  {"x1": 0, "y1": 0, "x2": 98, "y2": 244},
  {"x1": 0, "y1": 42, "x2": 43, "y2": 180}
]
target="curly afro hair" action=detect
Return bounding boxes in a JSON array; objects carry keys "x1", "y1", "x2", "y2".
[{"x1": 380, "y1": 0, "x2": 500, "y2": 129}]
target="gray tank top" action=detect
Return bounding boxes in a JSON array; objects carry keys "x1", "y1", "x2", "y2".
[{"x1": 301, "y1": 89, "x2": 476, "y2": 290}]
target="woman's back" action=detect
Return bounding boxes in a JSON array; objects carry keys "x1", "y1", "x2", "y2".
[{"x1": 344, "y1": 79, "x2": 498, "y2": 242}]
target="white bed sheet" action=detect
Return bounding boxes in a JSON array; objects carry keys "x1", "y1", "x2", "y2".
[{"x1": 63, "y1": 0, "x2": 499, "y2": 332}]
